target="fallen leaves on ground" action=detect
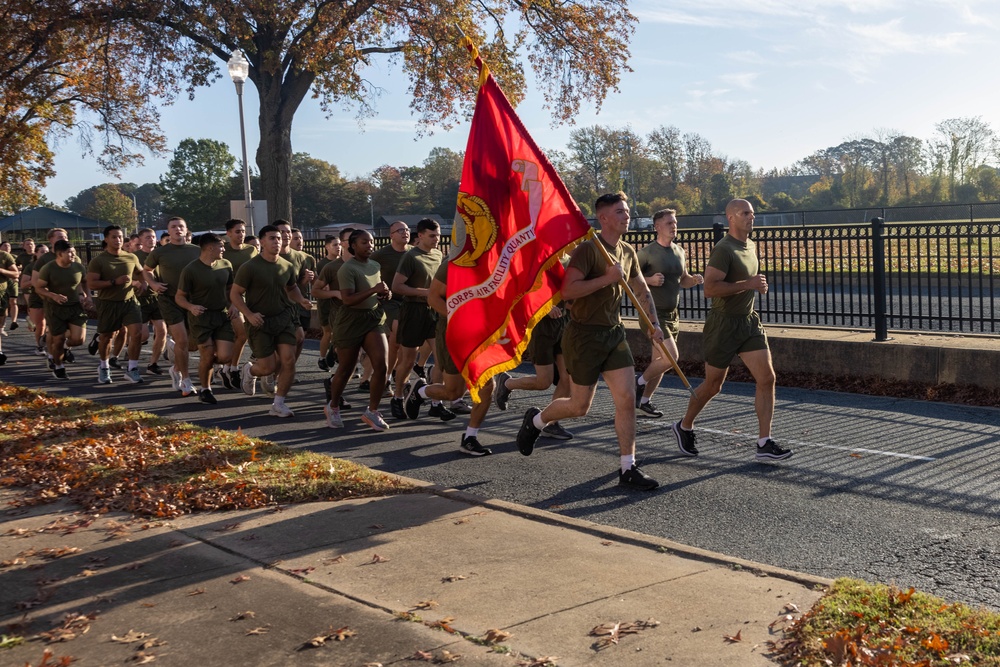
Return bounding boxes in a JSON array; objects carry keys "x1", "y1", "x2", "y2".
[
  {"x1": 111, "y1": 630, "x2": 150, "y2": 644},
  {"x1": 230, "y1": 575, "x2": 251, "y2": 584},
  {"x1": 369, "y1": 553, "x2": 390, "y2": 564},
  {"x1": 24, "y1": 648, "x2": 75, "y2": 667},
  {"x1": 245, "y1": 626, "x2": 270, "y2": 636},
  {"x1": 229, "y1": 611, "x2": 255, "y2": 621},
  {"x1": 39, "y1": 612, "x2": 97, "y2": 643},
  {"x1": 0, "y1": 383, "x2": 415, "y2": 518},
  {"x1": 408, "y1": 649, "x2": 462, "y2": 662},
  {"x1": 517, "y1": 657, "x2": 559, "y2": 667},
  {"x1": 426, "y1": 617, "x2": 457, "y2": 633},
  {"x1": 413, "y1": 600, "x2": 438, "y2": 610},
  {"x1": 482, "y1": 628, "x2": 511, "y2": 643},
  {"x1": 723, "y1": 629, "x2": 743, "y2": 643},
  {"x1": 441, "y1": 575, "x2": 466, "y2": 583},
  {"x1": 589, "y1": 619, "x2": 660, "y2": 649},
  {"x1": 185, "y1": 588, "x2": 205, "y2": 597},
  {"x1": 298, "y1": 626, "x2": 356, "y2": 649}
]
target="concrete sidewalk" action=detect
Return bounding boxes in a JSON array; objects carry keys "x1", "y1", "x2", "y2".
[{"x1": 0, "y1": 479, "x2": 827, "y2": 666}]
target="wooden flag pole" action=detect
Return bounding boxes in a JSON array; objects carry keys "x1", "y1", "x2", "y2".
[{"x1": 590, "y1": 233, "x2": 696, "y2": 395}]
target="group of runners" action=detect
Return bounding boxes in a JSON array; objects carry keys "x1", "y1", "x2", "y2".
[{"x1": 0, "y1": 194, "x2": 792, "y2": 488}]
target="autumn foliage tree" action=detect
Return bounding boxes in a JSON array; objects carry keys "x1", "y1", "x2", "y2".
[
  {"x1": 120, "y1": 0, "x2": 637, "y2": 221},
  {"x1": 0, "y1": 0, "x2": 168, "y2": 212}
]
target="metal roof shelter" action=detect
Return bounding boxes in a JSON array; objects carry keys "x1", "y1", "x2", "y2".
[{"x1": 0, "y1": 207, "x2": 106, "y2": 241}]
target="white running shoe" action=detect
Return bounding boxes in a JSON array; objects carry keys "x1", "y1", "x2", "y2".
[
  {"x1": 361, "y1": 408, "x2": 390, "y2": 432},
  {"x1": 324, "y1": 403, "x2": 343, "y2": 428},
  {"x1": 179, "y1": 376, "x2": 194, "y2": 397},
  {"x1": 268, "y1": 403, "x2": 295, "y2": 418}
]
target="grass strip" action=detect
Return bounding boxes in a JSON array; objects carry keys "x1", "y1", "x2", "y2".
[
  {"x1": 773, "y1": 578, "x2": 1000, "y2": 666},
  {"x1": 0, "y1": 382, "x2": 415, "y2": 518}
]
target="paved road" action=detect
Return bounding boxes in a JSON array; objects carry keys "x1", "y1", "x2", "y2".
[{"x1": 4, "y1": 330, "x2": 999, "y2": 609}]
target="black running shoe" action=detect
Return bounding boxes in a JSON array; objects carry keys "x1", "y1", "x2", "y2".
[
  {"x1": 0, "y1": 352, "x2": 7, "y2": 365},
  {"x1": 147, "y1": 362, "x2": 165, "y2": 376},
  {"x1": 459, "y1": 435, "x2": 492, "y2": 456},
  {"x1": 64, "y1": 348, "x2": 75, "y2": 363},
  {"x1": 318, "y1": 358, "x2": 329, "y2": 372},
  {"x1": 323, "y1": 376, "x2": 332, "y2": 402},
  {"x1": 637, "y1": 402, "x2": 663, "y2": 418},
  {"x1": 325, "y1": 349, "x2": 337, "y2": 368},
  {"x1": 8, "y1": 321, "x2": 18, "y2": 331},
  {"x1": 339, "y1": 395, "x2": 353, "y2": 411},
  {"x1": 108, "y1": 357, "x2": 121, "y2": 369},
  {"x1": 634, "y1": 372, "x2": 644, "y2": 408},
  {"x1": 540, "y1": 422, "x2": 573, "y2": 440},
  {"x1": 220, "y1": 370, "x2": 234, "y2": 390},
  {"x1": 412, "y1": 364, "x2": 426, "y2": 380},
  {"x1": 405, "y1": 378, "x2": 426, "y2": 419},
  {"x1": 389, "y1": 397, "x2": 406, "y2": 420},
  {"x1": 756, "y1": 439, "x2": 794, "y2": 461},
  {"x1": 516, "y1": 407, "x2": 542, "y2": 456},
  {"x1": 87, "y1": 333, "x2": 99, "y2": 355},
  {"x1": 199, "y1": 388, "x2": 218, "y2": 405},
  {"x1": 671, "y1": 421, "x2": 699, "y2": 456},
  {"x1": 494, "y1": 371, "x2": 512, "y2": 411},
  {"x1": 619, "y1": 464, "x2": 659, "y2": 490},
  {"x1": 428, "y1": 403, "x2": 456, "y2": 421},
  {"x1": 52, "y1": 367, "x2": 68, "y2": 380},
  {"x1": 358, "y1": 380, "x2": 371, "y2": 393},
  {"x1": 47, "y1": 358, "x2": 55, "y2": 371}
]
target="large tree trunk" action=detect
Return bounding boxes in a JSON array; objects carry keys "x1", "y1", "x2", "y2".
[{"x1": 253, "y1": 67, "x2": 313, "y2": 224}]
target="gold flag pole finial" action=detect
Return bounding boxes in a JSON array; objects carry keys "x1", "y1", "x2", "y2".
[{"x1": 455, "y1": 24, "x2": 490, "y2": 88}]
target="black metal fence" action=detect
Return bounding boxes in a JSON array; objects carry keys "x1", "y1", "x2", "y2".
[
  {"x1": 626, "y1": 218, "x2": 1000, "y2": 336},
  {"x1": 76, "y1": 217, "x2": 1000, "y2": 336}
]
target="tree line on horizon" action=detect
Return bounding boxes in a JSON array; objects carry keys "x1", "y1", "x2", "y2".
[{"x1": 41, "y1": 114, "x2": 1000, "y2": 231}]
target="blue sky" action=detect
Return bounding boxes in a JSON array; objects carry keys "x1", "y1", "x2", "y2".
[{"x1": 44, "y1": 0, "x2": 1000, "y2": 205}]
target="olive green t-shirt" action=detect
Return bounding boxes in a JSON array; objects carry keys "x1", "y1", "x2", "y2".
[
  {"x1": 567, "y1": 236, "x2": 637, "y2": 327},
  {"x1": 338, "y1": 258, "x2": 382, "y2": 311},
  {"x1": 233, "y1": 255, "x2": 297, "y2": 317},
  {"x1": 223, "y1": 243, "x2": 257, "y2": 274},
  {"x1": 637, "y1": 241, "x2": 687, "y2": 313},
  {"x1": 318, "y1": 258, "x2": 345, "y2": 312},
  {"x1": 0, "y1": 251, "x2": 17, "y2": 297},
  {"x1": 87, "y1": 251, "x2": 143, "y2": 302},
  {"x1": 38, "y1": 261, "x2": 86, "y2": 304},
  {"x1": 396, "y1": 247, "x2": 442, "y2": 303},
  {"x1": 433, "y1": 261, "x2": 449, "y2": 337},
  {"x1": 707, "y1": 234, "x2": 759, "y2": 316},
  {"x1": 179, "y1": 258, "x2": 234, "y2": 312},
  {"x1": 15, "y1": 251, "x2": 33, "y2": 273},
  {"x1": 32, "y1": 251, "x2": 57, "y2": 277},
  {"x1": 132, "y1": 249, "x2": 157, "y2": 304},
  {"x1": 144, "y1": 243, "x2": 200, "y2": 296},
  {"x1": 371, "y1": 244, "x2": 409, "y2": 303}
]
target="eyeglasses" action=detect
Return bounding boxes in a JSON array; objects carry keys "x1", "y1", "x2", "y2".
[{"x1": 392, "y1": 228, "x2": 409, "y2": 234}]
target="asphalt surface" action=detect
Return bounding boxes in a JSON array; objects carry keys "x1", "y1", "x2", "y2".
[{"x1": 4, "y1": 329, "x2": 1000, "y2": 610}]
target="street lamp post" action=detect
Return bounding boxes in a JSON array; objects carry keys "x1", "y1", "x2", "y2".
[
  {"x1": 227, "y1": 49, "x2": 255, "y2": 235},
  {"x1": 368, "y1": 194, "x2": 374, "y2": 228}
]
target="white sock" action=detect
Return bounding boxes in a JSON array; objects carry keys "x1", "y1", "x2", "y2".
[
  {"x1": 418, "y1": 386, "x2": 429, "y2": 399},
  {"x1": 640, "y1": 396, "x2": 650, "y2": 405},
  {"x1": 199, "y1": 386, "x2": 207, "y2": 393},
  {"x1": 465, "y1": 427, "x2": 479, "y2": 438},
  {"x1": 758, "y1": 436, "x2": 771, "y2": 447},
  {"x1": 128, "y1": 360, "x2": 138, "y2": 370},
  {"x1": 532, "y1": 412, "x2": 547, "y2": 430},
  {"x1": 222, "y1": 364, "x2": 230, "y2": 373},
  {"x1": 636, "y1": 375, "x2": 646, "y2": 386},
  {"x1": 99, "y1": 360, "x2": 109, "y2": 369},
  {"x1": 273, "y1": 395, "x2": 286, "y2": 408},
  {"x1": 621, "y1": 454, "x2": 635, "y2": 472}
]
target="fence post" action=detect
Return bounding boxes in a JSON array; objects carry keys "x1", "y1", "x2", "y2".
[
  {"x1": 712, "y1": 222, "x2": 725, "y2": 244},
  {"x1": 871, "y1": 216, "x2": 889, "y2": 341}
]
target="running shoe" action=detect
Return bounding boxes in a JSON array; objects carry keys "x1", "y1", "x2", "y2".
[
  {"x1": 63, "y1": 348, "x2": 75, "y2": 363},
  {"x1": 755, "y1": 439, "x2": 794, "y2": 461},
  {"x1": 449, "y1": 397, "x2": 472, "y2": 414},
  {"x1": 459, "y1": 435, "x2": 492, "y2": 456},
  {"x1": 389, "y1": 397, "x2": 406, "y2": 420},
  {"x1": 164, "y1": 337, "x2": 175, "y2": 362},
  {"x1": 240, "y1": 364, "x2": 257, "y2": 396},
  {"x1": 619, "y1": 464, "x2": 659, "y2": 490},
  {"x1": 324, "y1": 403, "x2": 343, "y2": 428},
  {"x1": 123, "y1": 367, "x2": 144, "y2": 384},
  {"x1": 146, "y1": 362, "x2": 165, "y2": 376},
  {"x1": 671, "y1": 421, "x2": 699, "y2": 456},
  {"x1": 87, "y1": 333, "x2": 99, "y2": 356},
  {"x1": 8, "y1": 321, "x2": 18, "y2": 331},
  {"x1": 428, "y1": 403, "x2": 456, "y2": 421},
  {"x1": 361, "y1": 408, "x2": 390, "y2": 432},
  {"x1": 229, "y1": 369, "x2": 241, "y2": 389},
  {"x1": 34, "y1": 344, "x2": 47, "y2": 357},
  {"x1": 339, "y1": 395, "x2": 353, "y2": 410},
  {"x1": 179, "y1": 377, "x2": 195, "y2": 397},
  {"x1": 52, "y1": 367, "x2": 68, "y2": 381},
  {"x1": 0, "y1": 352, "x2": 6, "y2": 365},
  {"x1": 494, "y1": 372, "x2": 512, "y2": 411},
  {"x1": 317, "y1": 358, "x2": 329, "y2": 372},
  {"x1": 412, "y1": 364, "x2": 426, "y2": 379},
  {"x1": 220, "y1": 369, "x2": 233, "y2": 390},
  {"x1": 98, "y1": 366, "x2": 112, "y2": 384},
  {"x1": 516, "y1": 407, "x2": 542, "y2": 456},
  {"x1": 268, "y1": 403, "x2": 295, "y2": 418},
  {"x1": 634, "y1": 372, "x2": 645, "y2": 408},
  {"x1": 637, "y1": 402, "x2": 663, "y2": 418},
  {"x1": 261, "y1": 373, "x2": 276, "y2": 397},
  {"x1": 404, "y1": 378, "x2": 426, "y2": 419},
  {"x1": 199, "y1": 388, "x2": 218, "y2": 405},
  {"x1": 358, "y1": 380, "x2": 371, "y2": 393},
  {"x1": 168, "y1": 367, "x2": 181, "y2": 392},
  {"x1": 540, "y1": 422, "x2": 573, "y2": 440},
  {"x1": 108, "y1": 357, "x2": 121, "y2": 370}
]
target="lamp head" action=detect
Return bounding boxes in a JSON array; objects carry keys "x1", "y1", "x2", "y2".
[{"x1": 227, "y1": 50, "x2": 249, "y2": 83}]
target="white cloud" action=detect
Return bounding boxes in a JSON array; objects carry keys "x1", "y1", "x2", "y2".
[
  {"x1": 719, "y1": 72, "x2": 759, "y2": 89},
  {"x1": 845, "y1": 19, "x2": 967, "y2": 54}
]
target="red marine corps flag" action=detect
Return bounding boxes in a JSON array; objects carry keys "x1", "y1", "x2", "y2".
[{"x1": 446, "y1": 36, "x2": 593, "y2": 402}]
